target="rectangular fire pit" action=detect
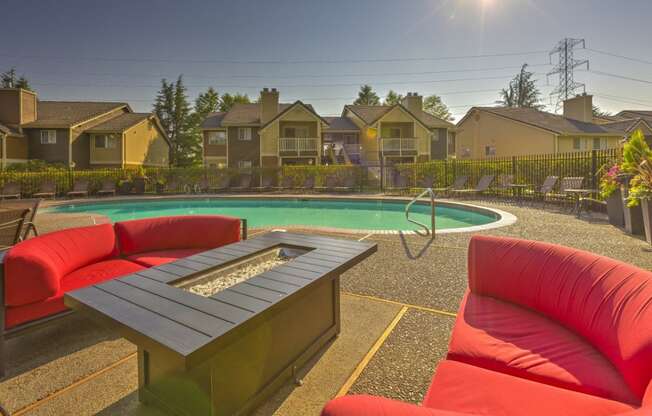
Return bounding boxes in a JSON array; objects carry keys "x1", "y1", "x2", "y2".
[{"x1": 64, "y1": 232, "x2": 376, "y2": 416}]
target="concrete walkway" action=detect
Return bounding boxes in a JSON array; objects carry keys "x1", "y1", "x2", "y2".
[{"x1": 1, "y1": 199, "x2": 650, "y2": 415}]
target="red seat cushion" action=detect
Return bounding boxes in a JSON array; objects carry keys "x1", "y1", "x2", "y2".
[
  {"x1": 448, "y1": 291, "x2": 639, "y2": 404},
  {"x1": 4, "y1": 223, "x2": 118, "y2": 306},
  {"x1": 322, "y1": 395, "x2": 473, "y2": 416},
  {"x1": 114, "y1": 215, "x2": 241, "y2": 256},
  {"x1": 5, "y1": 259, "x2": 144, "y2": 329},
  {"x1": 467, "y1": 235, "x2": 652, "y2": 400},
  {"x1": 423, "y1": 360, "x2": 636, "y2": 416},
  {"x1": 126, "y1": 248, "x2": 205, "y2": 267}
]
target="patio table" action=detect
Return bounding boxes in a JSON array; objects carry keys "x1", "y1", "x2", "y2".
[
  {"x1": 65, "y1": 231, "x2": 376, "y2": 416},
  {"x1": 564, "y1": 188, "x2": 599, "y2": 215},
  {"x1": 507, "y1": 184, "x2": 531, "y2": 205}
]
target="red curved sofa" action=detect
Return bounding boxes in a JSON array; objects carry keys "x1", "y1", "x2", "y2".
[
  {"x1": 2, "y1": 215, "x2": 242, "y2": 331},
  {"x1": 323, "y1": 235, "x2": 652, "y2": 416}
]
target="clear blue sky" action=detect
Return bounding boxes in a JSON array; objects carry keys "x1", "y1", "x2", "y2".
[{"x1": 2, "y1": 0, "x2": 652, "y2": 120}]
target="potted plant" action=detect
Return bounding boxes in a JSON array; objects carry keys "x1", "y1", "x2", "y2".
[
  {"x1": 599, "y1": 163, "x2": 625, "y2": 227},
  {"x1": 622, "y1": 130, "x2": 652, "y2": 241},
  {"x1": 132, "y1": 166, "x2": 147, "y2": 194},
  {"x1": 155, "y1": 178, "x2": 166, "y2": 194},
  {"x1": 117, "y1": 178, "x2": 133, "y2": 195}
]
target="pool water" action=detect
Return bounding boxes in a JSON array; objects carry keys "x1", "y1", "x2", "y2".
[{"x1": 46, "y1": 198, "x2": 499, "y2": 232}]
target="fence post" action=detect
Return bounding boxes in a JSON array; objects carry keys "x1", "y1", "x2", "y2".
[
  {"x1": 451, "y1": 159, "x2": 456, "y2": 187},
  {"x1": 590, "y1": 149, "x2": 598, "y2": 191},
  {"x1": 511, "y1": 156, "x2": 517, "y2": 182}
]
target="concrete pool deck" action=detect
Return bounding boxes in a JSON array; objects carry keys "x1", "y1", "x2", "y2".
[{"x1": 2, "y1": 196, "x2": 651, "y2": 415}]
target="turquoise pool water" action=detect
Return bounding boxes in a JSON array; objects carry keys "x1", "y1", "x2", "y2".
[{"x1": 46, "y1": 198, "x2": 499, "y2": 231}]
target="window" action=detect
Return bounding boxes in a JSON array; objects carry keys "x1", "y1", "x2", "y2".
[
  {"x1": 238, "y1": 160, "x2": 252, "y2": 169},
  {"x1": 389, "y1": 127, "x2": 402, "y2": 138},
  {"x1": 573, "y1": 138, "x2": 581, "y2": 150},
  {"x1": 593, "y1": 137, "x2": 607, "y2": 150},
  {"x1": 238, "y1": 128, "x2": 252, "y2": 141},
  {"x1": 40, "y1": 130, "x2": 57, "y2": 144},
  {"x1": 208, "y1": 131, "x2": 226, "y2": 145},
  {"x1": 485, "y1": 145, "x2": 496, "y2": 157},
  {"x1": 343, "y1": 134, "x2": 356, "y2": 144},
  {"x1": 94, "y1": 134, "x2": 117, "y2": 149}
]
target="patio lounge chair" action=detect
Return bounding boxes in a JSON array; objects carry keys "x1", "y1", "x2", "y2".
[
  {"x1": 2, "y1": 199, "x2": 41, "y2": 241},
  {"x1": 451, "y1": 174, "x2": 495, "y2": 198},
  {"x1": 300, "y1": 176, "x2": 315, "y2": 192},
  {"x1": 336, "y1": 175, "x2": 357, "y2": 193},
  {"x1": 0, "y1": 208, "x2": 30, "y2": 248},
  {"x1": 385, "y1": 174, "x2": 410, "y2": 194},
  {"x1": 0, "y1": 182, "x2": 21, "y2": 200},
  {"x1": 209, "y1": 176, "x2": 231, "y2": 193},
  {"x1": 67, "y1": 180, "x2": 89, "y2": 198},
  {"x1": 32, "y1": 181, "x2": 56, "y2": 199},
  {"x1": 97, "y1": 179, "x2": 117, "y2": 197},
  {"x1": 417, "y1": 175, "x2": 435, "y2": 189},
  {"x1": 494, "y1": 174, "x2": 514, "y2": 197},
  {"x1": 231, "y1": 174, "x2": 252, "y2": 192},
  {"x1": 253, "y1": 175, "x2": 274, "y2": 192},
  {"x1": 316, "y1": 176, "x2": 338, "y2": 193},
  {"x1": 275, "y1": 176, "x2": 294, "y2": 192},
  {"x1": 432, "y1": 176, "x2": 468, "y2": 197},
  {"x1": 530, "y1": 175, "x2": 559, "y2": 205},
  {"x1": 323, "y1": 235, "x2": 652, "y2": 416}
]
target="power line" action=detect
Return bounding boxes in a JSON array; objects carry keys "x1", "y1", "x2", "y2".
[
  {"x1": 589, "y1": 70, "x2": 652, "y2": 85},
  {"x1": 0, "y1": 50, "x2": 549, "y2": 65},
  {"x1": 594, "y1": 94, "x2": 652, "y2": 108},
  {"x1": 547, "y1": 38, "x2": 589, "y2": 111},
  {"x1": 586, "y1": 48, "x2": 652, "y2": 66}
]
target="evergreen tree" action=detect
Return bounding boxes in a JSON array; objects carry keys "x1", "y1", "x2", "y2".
[
  {"x1": 153, "y1": 76, "x2": 200, "y2": 166},
  {"x1": 593, "y1": 104, "x2": 612, "y2": 118},
  {"x1": 194, "y1": 87, "x2": 220, "y2": 118},
  {"x1": 353, "y1": 85, "x2": 380, "y2": 105},
  {"x1": 423, "y1": 95, "x2": 454, "y2": 121},
  {"x1": 219, "y1": 93, "x2": 250, "y2": 112},
  {"x1": 1, "y1": 68, "x2": 32, "y2": 90},
  {"x1": 498, "y1": 64, "x2": 543, "y2": 109},
  {"x1": 383, "y1": 90, "x2": 403, "y2": 106}
]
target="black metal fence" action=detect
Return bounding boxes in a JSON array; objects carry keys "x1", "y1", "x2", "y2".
[{"x1": 0, "y1": 148, "x2": 620, "y2": 198}]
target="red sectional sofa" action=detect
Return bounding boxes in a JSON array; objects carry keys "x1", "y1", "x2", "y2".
[
  {"x1": 0, "y1": 215, "x2": 242, "y2": 376},
  {"x1": 322, "y1": 236, "x2": 652, "y2": 416}
]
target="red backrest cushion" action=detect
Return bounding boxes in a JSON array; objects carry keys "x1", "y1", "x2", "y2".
[
  {"x1": 114, "y1": 215, "x2": 241, "y2": 256},
  {"x1": 467, "y1": 235, "x2": 652, "y2": 400},
  {"x1": 4, "y1": 223, "x2": 118, "y2": 306}
]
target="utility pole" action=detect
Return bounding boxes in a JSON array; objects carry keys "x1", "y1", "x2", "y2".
[{"x1": 547, "y1": 38, "x2": 589, "y2": 112}]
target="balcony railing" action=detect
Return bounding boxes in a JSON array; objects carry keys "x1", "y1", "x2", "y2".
[
  {"x1": 279, "y1": 137, "x2": 319, "y2": 154},
  {"x1": 381, "y1": 137, "x2": 418, "y2": 154}
]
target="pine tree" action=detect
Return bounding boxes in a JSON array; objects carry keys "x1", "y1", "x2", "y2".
[
  {"x1": 195, "y1": 87, "x2": 220, "y2": 118},
  {"x1": 353, "y1": 85, "x2": 380, "y2": 105},
  {"x1": 498, "y1": 64, "x2": 543, "y2": 109},
  {"x1": 423, "y1": 95, "x2": 454, "y2": 121},
  {"x1": 383, "y1": 90, "x2": 403, "y2": 106},
  {"x1": 219, "y1": 93, "x2": 250, "y2": 112}
]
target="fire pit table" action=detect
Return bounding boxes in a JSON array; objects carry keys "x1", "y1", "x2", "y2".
[{"x1": 65, "y1": 231, "x2": 376, "y2": 416}]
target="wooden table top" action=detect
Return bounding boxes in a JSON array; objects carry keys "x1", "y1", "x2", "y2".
[{"x1": 64, "y1": 232, "x2": 377, "y2": 367}]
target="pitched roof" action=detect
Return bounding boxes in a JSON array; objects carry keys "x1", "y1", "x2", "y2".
[
  {"x1": 618, "y1": 110, "x2": 652, "y2": 118},
  {"x1": 201, "y1": 112, "x2": 227, "y2": 129},
  {"x1": 464, "y1": 106, "x2": 625, "y2": 136},
  {"x1": 22, "y1": 101, "x2": 129, "y2": 128},
  {"x1": 344, "y1": 104, "x2": 455, "y2": 129},
  {"x1": 220, "y1": 103, "x2": 292, "y2": 125},
  {"x1": 602, "y1": 118, "x2": 652, "y2": 134},
  {"x1": 85, "y1": 113, "x2": 151, "y2": 133},
  {"x1": 259, "y1": 101, "x2": 328, "y2": 130},
  {"x1": 0, "y1": 122, "x2": 24, "y2": 137},
  {"x1": 323, "y1": 117, "x2": 360, "y2": 132}
]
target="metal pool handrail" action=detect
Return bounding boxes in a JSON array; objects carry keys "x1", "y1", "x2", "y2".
[{"x1": 405, "y1": 188, "x2": 436, "y2": 237}]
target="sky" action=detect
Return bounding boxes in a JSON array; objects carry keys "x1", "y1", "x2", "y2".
[{"x1": 2, "y1": 0, "x2": 652, "y2": 120}]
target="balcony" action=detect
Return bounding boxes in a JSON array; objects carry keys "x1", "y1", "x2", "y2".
[
  {"x1": 381, "y1": 137, "x2": 418, "y2": 155},
  {"x1": 279, "y1": 137, "x2": 320, "y2": 156}
]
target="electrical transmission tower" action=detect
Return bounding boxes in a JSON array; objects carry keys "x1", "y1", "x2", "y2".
[{"x1": 547, "y1": 38, "x2": 589, "y2": 112}]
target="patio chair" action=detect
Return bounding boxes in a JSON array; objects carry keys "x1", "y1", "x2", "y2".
[
  {"x1": 32, "y1": 181, "x2": 56, "y2": 199},
  {"x1": 336, "y1": 175, "x2": 357, "y2": 193},
  {"x1": 253, "y1": 175, "x2": 274, "y2": 192},
  {"x1": 316, "y1": 175, "x2": 338, "y2": 193},
  {"x1": 530, "y1": 175, "x2": 559, "y2": 206},
  {"x1": 494, "y1": 174, "x2": 514, "y2": 198},
  {"x1": 209, "y1": 176, "x2": 231, "y2": 193},
  {"x1": 432, "y1": 176, "x2": 468, "y2": 197},
  {"x1": 97, "y1": 179, "x2": 117, "y2": 197},
  {"x1": 274, "y1": 176, "x2": 295, "y2": 192},
  {"x1": 385, "y1": 174, "x2": 410, "y2": 195},
  {"x1": 0, "y1": 208, "x2": 30, "y2": 249},
  {"x1": 417, "y1": 175, "x2": 435, "y2": 189},
  {"x1": 67, "y1": 179, "x2": 89, "y2": 198},
  {"x1": 0, "y1": 182, "x2": 21, "y2": 200},
  {"x1": 194, "y1": 177, "x2": 210, "y2": 193},
  {"x1": 300, "y1": 176, "x2": 315, "y2": 193},
  {"x1": 1, "y1": 199, "x2": 42, "y2": 241},
  {"x1": 451, "y1": 174, "x2": 495, "y2": 198},
  {"x1": 231, "y1": 174, "x2": 252, "y2": 192}
]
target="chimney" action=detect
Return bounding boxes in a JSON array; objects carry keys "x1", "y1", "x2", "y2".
[
  {"x1": 0, "y1": 88, "x2": 37, "y2": 126},
  {"x1": 401, "y1": 92, "x2": 423, "y2": 113},
  {"x1": 563, "y1": 93, "x2": 593, "y2": 123},
  {"x1": 260, "y1": 87, "x2": 279, "y2": 124}
]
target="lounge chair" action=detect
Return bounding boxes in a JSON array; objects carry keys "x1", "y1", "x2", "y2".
[
  {"x1": 231, "y1": 174, "x2": 252, "y2": 192},
  {"x1": 254, "y1": 175, "x2": 274, "y2": 192},
  {"x1": 97, "y1": 179, "x2": 117, "y2": 197},
  {"x1": 0, "y1": 208, "x2": 30, "y2": 248},
  {"x1": 67, "y1": 180, "x2": 89, "y2": 198},
  {"x1": 300, "y1": 176, "x2": 315, "y2": 193},
  {"x1": 316, "y1": 176, "x2": 338, "y2": 193},
  {"x1": 494, "y1": 174, "x2": 514, "y2": 198},
  {"x1": 32, "y1": 181, "x2": 56, "y2": 199},
  {"x1": 451, "y1": 174, "x2": 495, "y2": 198},
  {"x1": 194, "y1": 178, "x2": 209, "y2": 194},
  {"x1": 385, "y1": 174, "x2": 410, "y2": 194},
  {"x1": 209, "y1": 176, "x2": 231, "y2": 193},
  {"x1": 0, "y1": 182, "x2": 21, "y2": 200},
  {"x1": 2, "y1": 199, "x2": 41, "y2": 241},
  {"x1": 417, "y1": 175, "x2": 435, "y2": 189},
  {"x1": 275, "y1": 176, "x2": 294, "y2": 192},
  {"x1": 432, "y1": 176, "x2": 468, "y2": 197},
  {"x1": 336, "y1": 175, "x2": 357, "y2": 193},
  {"x1": 530, "y1": 175, "x2": 559, "y2": 206}
]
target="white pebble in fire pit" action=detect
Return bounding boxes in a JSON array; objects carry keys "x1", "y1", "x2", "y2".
[{"x1": 186, "y1": 253, "x2": 291, "y2": 297}]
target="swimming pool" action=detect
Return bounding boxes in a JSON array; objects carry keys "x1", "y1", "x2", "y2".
[{"x1": 46, "y1": 198, "x2": 512, "y2": 233}]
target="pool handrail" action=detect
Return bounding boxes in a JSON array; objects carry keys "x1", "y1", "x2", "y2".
[{"x1": 405, "y1": 188, "x2": 436, "y2": 237}]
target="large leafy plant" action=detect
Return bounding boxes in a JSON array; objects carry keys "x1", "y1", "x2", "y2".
[{"x1": 621, "y1": 130, "x2": 652, "y2": 206}]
